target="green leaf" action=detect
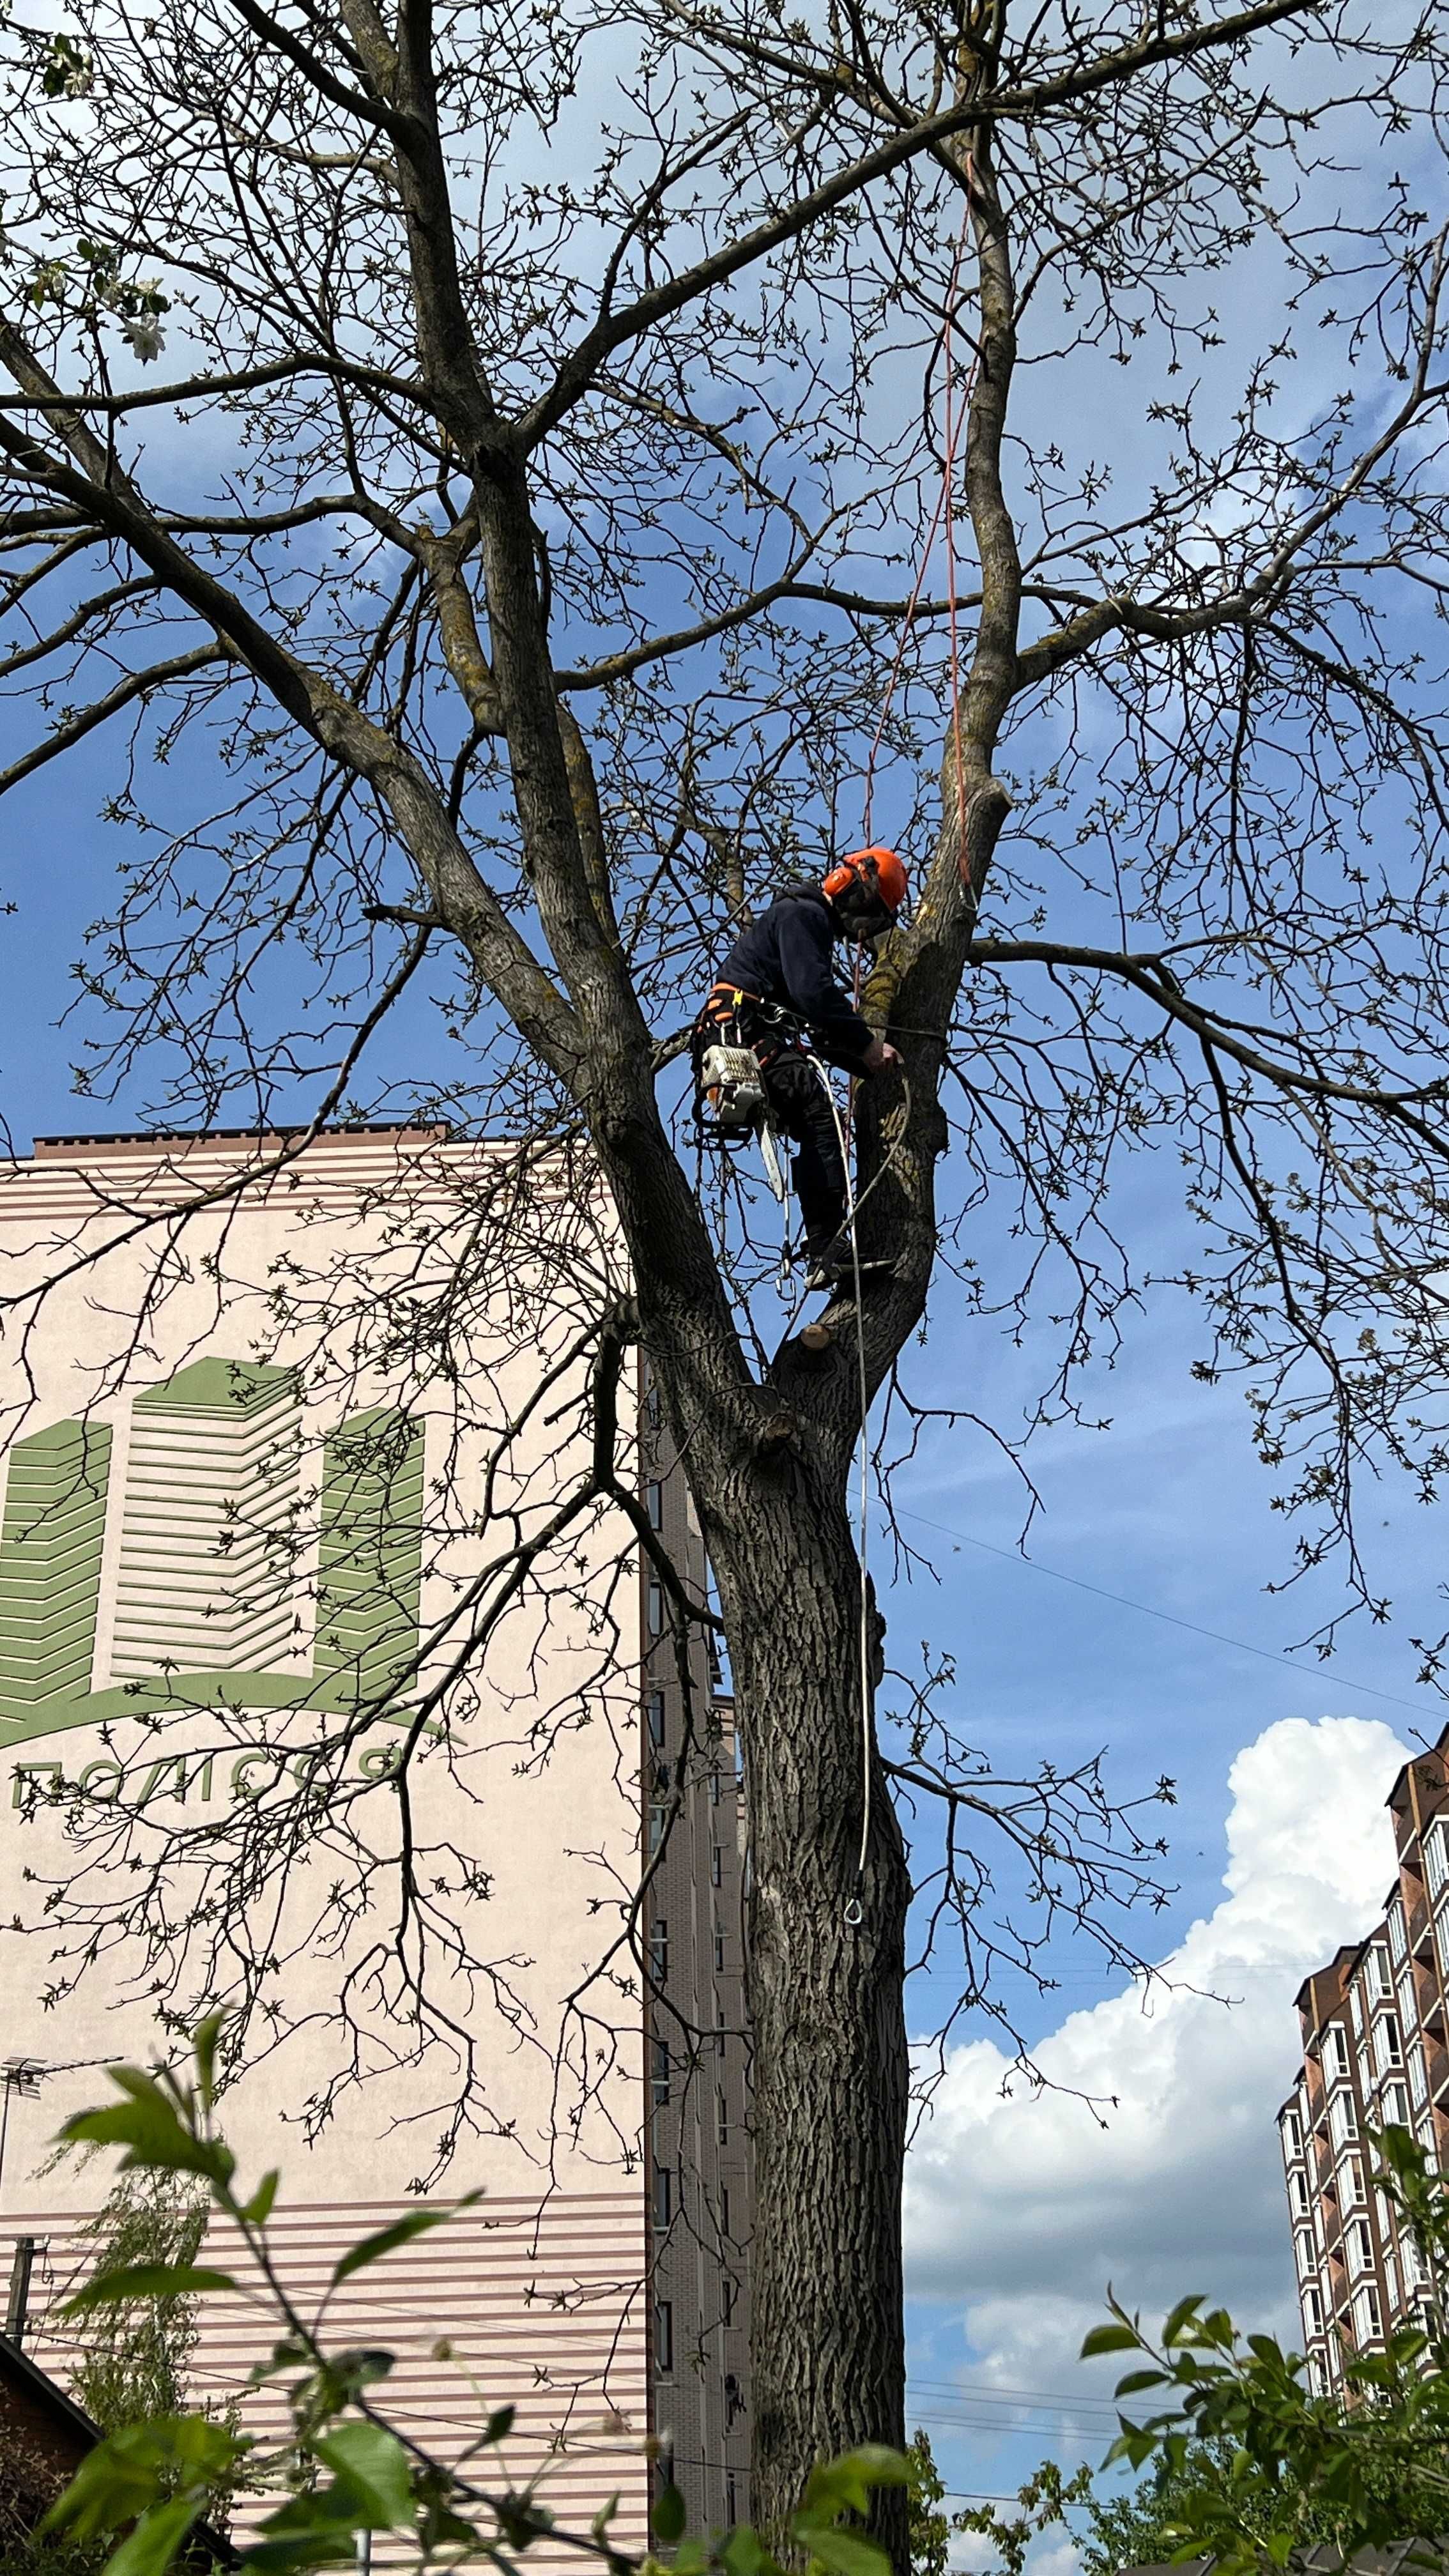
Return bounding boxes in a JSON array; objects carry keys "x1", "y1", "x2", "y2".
[
  {"x1": 1080, "y1": 2322, "x2": 1142, "y2": 2358},
  {"x1": 46, "y1": 2419, "x2": 239, "y2": 2543},
  {"x1": 799, "y1": 2448, "x2": 910, "y2": 2520},
  {"x1": 1103, "y1": 2429, "x2": 1156, "y2": 2472},
  {"x1": 60, "y1": 2075, "x2": 234, "y2": 2188},
  {"x1": 328, "y1": 2193, "x2": 482, "y2": 2288},
  {"x1": 590, "y1": 2492, "x2": 621, "y2": 2541},
  {"x1": 63, "y1": 2263, "x2": 237, "y2": 2315},
  {"x1": 719, "y1": 2529, "x2": 768, "y2": 2576},
  {"x1": 1112, "y1": 2370, "x2": 1169, "y2": 2396},
  {"x1": 1162, "y1": 2296, "x2": 1206, "y2": 2345},
  {"x1": 193, "y1": 2010, "x2": 226, "y2": 2113},
  {"x1": 241, "y1": 2170, "x2": 280, "y2": 2226},
  {"x1": 238, "y1": 2506, "x2": 358, "y2": 2576},
  {"x1": 482, "y1": 2405, "x2": 515, "y2": 2444},
  {"x1": 652, "y1": 2483, "x2": 687, "y2": 2544},
  {"x1": 673, "y1": 2545, "x2": 712, "y2": 2575},
  {"x1": 103, "y1": 2498, "x2": 204, "y2": 2576},
  {"x1": 797, "y1": 2527, "x2": 891, "y2": 2576},
  {"x1": 311, "y1": 2423, "x2": 414, "y2": 2526}
]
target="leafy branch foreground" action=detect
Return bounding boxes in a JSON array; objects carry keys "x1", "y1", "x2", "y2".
[
  {"x1": 964, "y1": 2126, "x2": 1449, "y2": 2576},
  {"x1": 38, "y1": 2021, "x2": 910, "y2": 2576}
]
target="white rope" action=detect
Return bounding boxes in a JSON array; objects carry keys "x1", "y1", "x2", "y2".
[{"x1": 804, "y1": 1055, "x2": 913, "y2": 1922}]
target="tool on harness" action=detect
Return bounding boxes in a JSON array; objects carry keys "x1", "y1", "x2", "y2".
[
  {"x1": 698, "y1": 1041, "x2": 765, "y2": 1137},
  {"x1": 693, "y1": 990, "x2": 792, "y2": 1202}
]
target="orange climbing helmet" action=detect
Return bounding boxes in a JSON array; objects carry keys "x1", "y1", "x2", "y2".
[{"x1": 822, "y1": 845, "x2": 908, "y2": 938}]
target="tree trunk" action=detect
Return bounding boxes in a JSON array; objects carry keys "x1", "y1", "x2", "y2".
[{"x1": 703, "y1": 1462, "x2": 912, "y2": 2564}]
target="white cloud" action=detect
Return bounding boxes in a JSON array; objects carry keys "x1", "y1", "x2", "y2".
[{"x1": 905, "y1": 1715, "x2": 1409, "y2": 2402}]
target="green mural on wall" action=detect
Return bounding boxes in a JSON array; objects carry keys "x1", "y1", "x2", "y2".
[
  {"x1": 0, "y1": 1419, "x2": 112, "y2": 1712},
  {"x1": 0, "y1": 1360, "x2": 425, "y2": 1747}
]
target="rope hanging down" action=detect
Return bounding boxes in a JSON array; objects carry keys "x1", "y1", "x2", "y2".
[{"x1": 839, "y1": 170, "x2": 979, "y2": 1923}]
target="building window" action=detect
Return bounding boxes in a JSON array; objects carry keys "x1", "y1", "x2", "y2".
[
  {"x1": 653, "y1": 2166, "x2": 672, "y2": 2227},
  {"x1": 1411, "y1": 2043, "x2": 1430, "y2": 2109},
  {"x1": 1398, "y1": 1970, "x2": 1417, "y2": 2033},
  {"x1": 1390, "y1": 1899, "x2": 1408, "y2": 1964},
  {"x1": 1294, "y1": 2228, "x2": 1314, "y2": 2280},
  {"x1": 652, "y1": 2037, "x2": 670, "y2": 2107},
  {"x1": 723, "y1": 2272, "x2": 737, "y2": 2324},
  {"x1": 1343, "y1": 2158, "x2": 1365, "y2": 2207},
  {"x1": 714, "y1": 1926, "x2": 725, "y2": 1974},
  {"x1": 1384, "y1": 2080, "x2": 1411, "y2": 2126},
  {"x1": 1329, "y1": 2090, "x2": 1358, "y2": 2148},
  {"x1": 647, "y1": 1481, "x2": 664, "y2": 1530},
  {"x1": 649, "y1": 1919, "x2": 668, "y2": 1983},
  {"x1": 647, "y1": 1582, "x2": 664, "y2": 1636},
  {"x1": 721, "y1": 2184, "x2": 731, "y2": 2241},
  {"x1": 717, "y1": 2091, "x2": 728, "y2": 2147},
  {"x1": 1284, "y1": 2108, "x2": 1303, "y2": 2158},
  {"x1": 1350, "y1": 1987, "x2": 1365, "y2": 2044},
  {"x1": 1291, "y1": 2170, "x2": 1310, "y2": 2216},
  {"x1": 654, "y1": 2299, "x2": 673, "y2": 2373},
  {"x1": 648, "y1": 1692, "x2": 666, "y2": 1749},
  {"x1": 1427, "y1": 1825, "x2": 1449, "y2": 1902},
  {"x1": 647, "y1": 1804, "x2": 668, "y2": 1856},
  {"x1": 726, "y1": 2476, "x2": 738, "y2": 2527},
  {"x1": 710, "y1": 1769, "x2": 721, "y2": 1807},
  {"x1": 1328, "y1": 2026, "x2": 1351, "y2": 2078},
  {"x1": 1352, "y1": 2281, "x2": 1383, "y2": 2345},
  {"x1": 1372, "y1": 1946, "x2": 1393, "y2": 1999},
  {"x1": 1350, "y1": 2218, "x2": 1374, "y2": 2274},
  {"x1": 1374, "y1": 2012, "x2": 1403, "y2": 2074},
  {"x1": 711, "y1": 1846, "x2": 723, "y2": 1889},
  {"x1": 1306, "y1": 2285, "x2": 1324, "y2": 2334}
]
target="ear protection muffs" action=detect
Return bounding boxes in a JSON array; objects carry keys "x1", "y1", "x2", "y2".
[{"x1": 822, "y1": 846, "x2": 908, "y2": 916}]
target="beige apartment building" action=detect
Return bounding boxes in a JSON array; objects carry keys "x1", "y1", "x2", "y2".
[
  {"x1": 1279, "y1": 1725, "x2": 1449, "y2": 2387},
  {"x1": 0, "y1": 1124, "x2": 751, "y2": 2549}
]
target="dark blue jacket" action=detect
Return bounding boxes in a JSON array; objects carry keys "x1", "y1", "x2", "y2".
[{"x1": 715, "y1": 891, "x2": 872, "y2": 1066}]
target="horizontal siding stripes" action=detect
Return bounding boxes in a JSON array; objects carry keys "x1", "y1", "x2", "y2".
[{"x1": 3, "y1": 2193, "x2": 651, "y2": 2570}]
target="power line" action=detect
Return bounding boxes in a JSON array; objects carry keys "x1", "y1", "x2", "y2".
[
  {"x1": 897, "y1": 1505, "x2": 1441, "y2": 1722},
  {"x1": 908, "y1": 2377, "x2": 1117, "y2": 2409}
]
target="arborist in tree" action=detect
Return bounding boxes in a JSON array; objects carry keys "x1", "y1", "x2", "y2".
[{"x1": 693, "y1": 847, "x2": 907, "y2": 1290}]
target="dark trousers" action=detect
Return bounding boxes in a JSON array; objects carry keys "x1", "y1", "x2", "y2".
[{"x1": 765, "y1": 1053, "x2": 847, "y2": 1257}]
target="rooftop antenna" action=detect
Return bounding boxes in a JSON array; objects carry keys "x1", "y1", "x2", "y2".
[{"x1": 0, "y1": 2058, "x2": 43, "y2": 2202}]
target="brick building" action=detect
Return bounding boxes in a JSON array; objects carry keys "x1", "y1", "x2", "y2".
[
  {"x1": 0, "y1": 1126, "x2": 751, "y2": 2550},
  {"x1": 1279, "y1": 1726, "x2": 1449, "y2": 2387}
]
